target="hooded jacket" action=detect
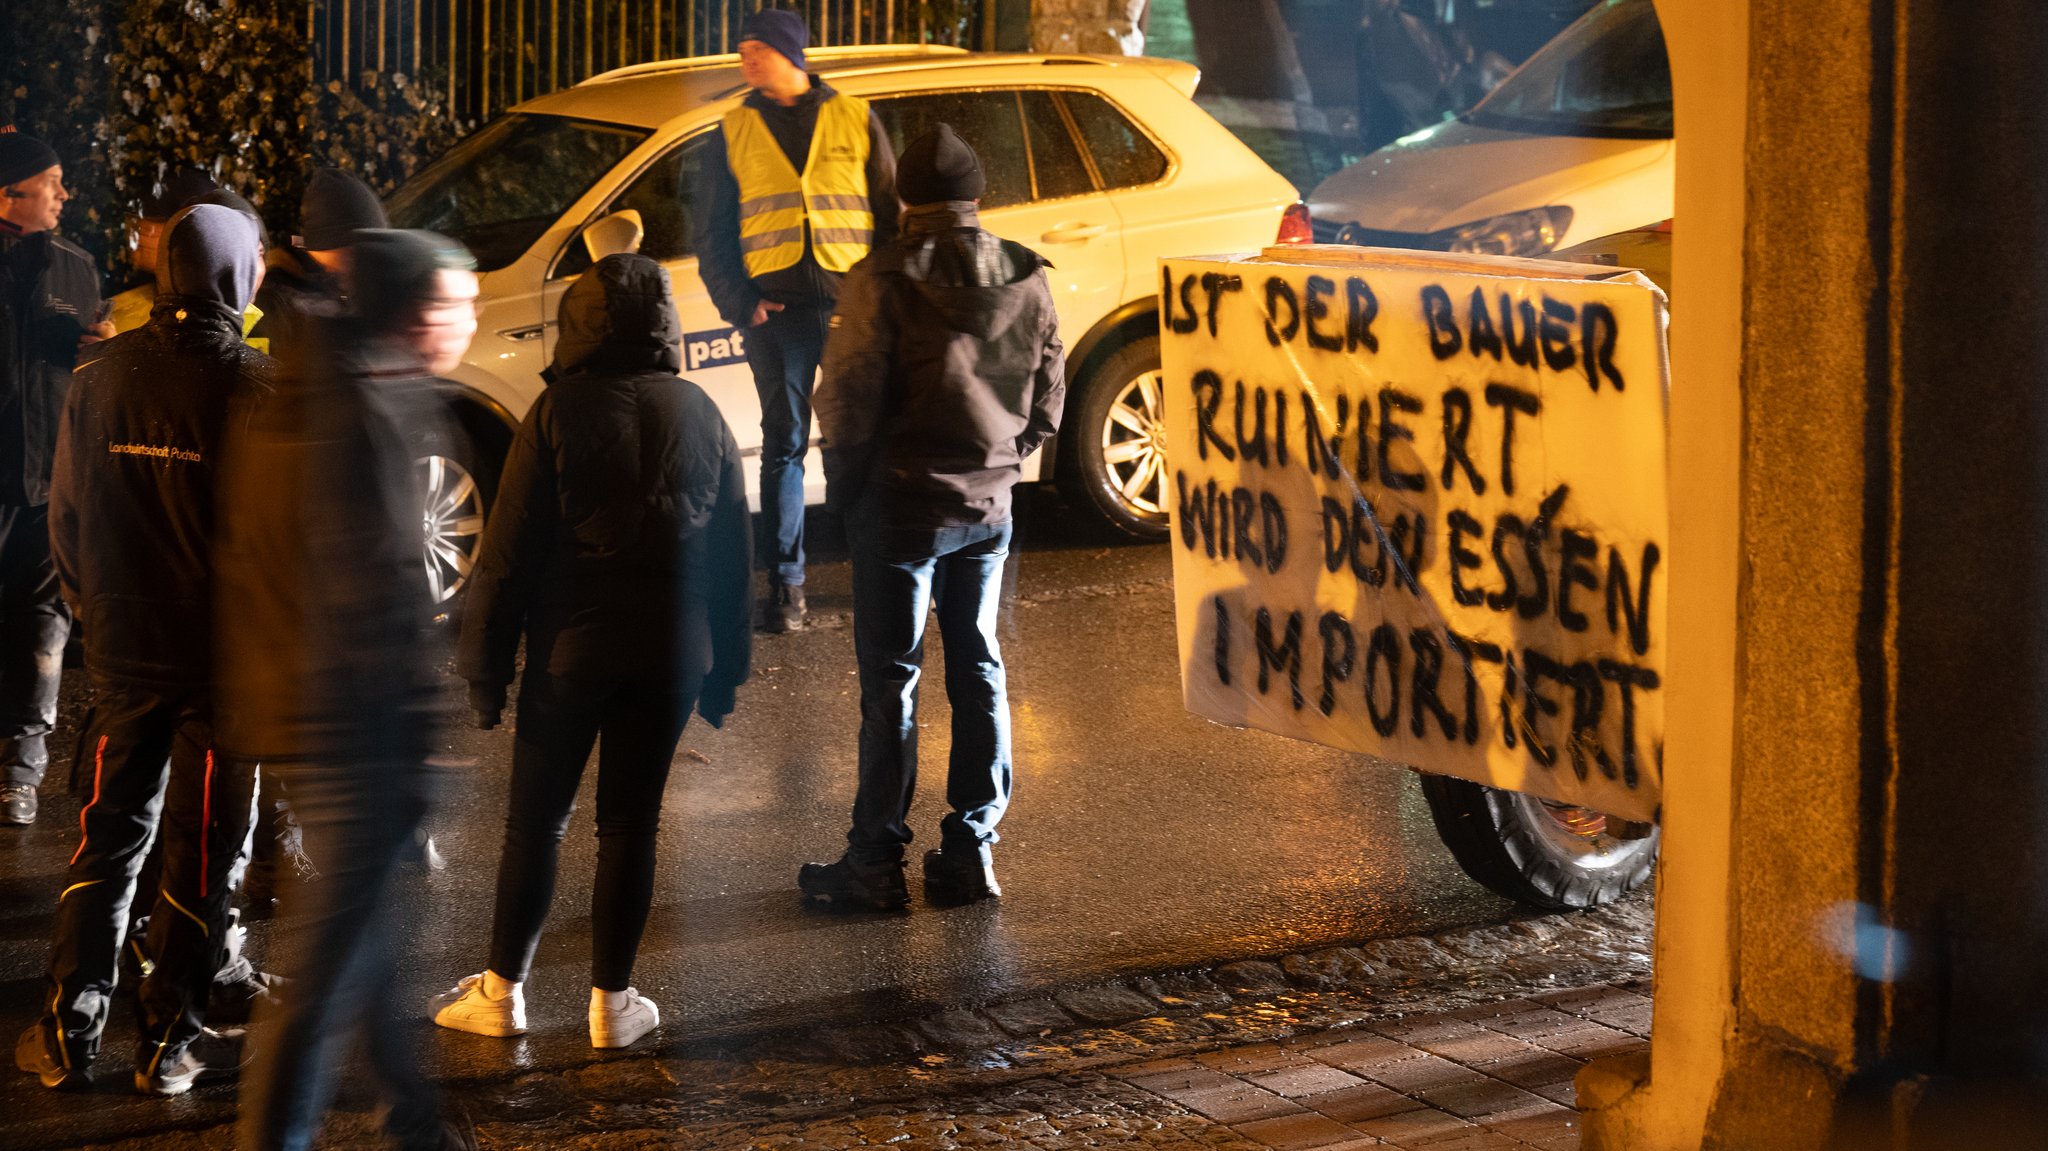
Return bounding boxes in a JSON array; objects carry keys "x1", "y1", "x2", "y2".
[
  {"x1": 212, "y1": 294, "x2": 443, "y2": 764},
  {"x1": 457, "y1": 253, "x2": 752, "y2": 713},
  {"x1": 693, "y1": 78, "x2": 899, "y2": 326},
  {"x1": 0, "y1": 219, "x2": 101, "y2": 506},
  {"x1": 53, "y1": 204, "x2": 273, "y2": 688},
  {"x1": 815, "y1": 202, "x2": 1066, "y2": 526}
]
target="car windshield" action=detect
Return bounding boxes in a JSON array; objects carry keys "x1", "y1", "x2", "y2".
[
  {"x1": 1463, "y1": 0, "x2": 1673, "y2": 139},
  {"x1": 385, "y1": 113, "x2": 650, "y2": 271}
]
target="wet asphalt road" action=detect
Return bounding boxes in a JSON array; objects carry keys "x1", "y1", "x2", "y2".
[{"x1": 0, "y1": 490, "x2": 1513, "y2": 1144}]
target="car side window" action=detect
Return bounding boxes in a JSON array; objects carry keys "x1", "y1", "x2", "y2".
[
  {"x1": 1020, "y1": 91, "x2": 1094, "y2": 202},
  {"x1": 1061, "y1": 90, "x2": 1169, "y2": 190},
  {"x1": 872, "y1": 91, "x2": 1031, "y2": 210},
  {"x1": 608, "y1": 131, "x2": 713, "y2": 262}
]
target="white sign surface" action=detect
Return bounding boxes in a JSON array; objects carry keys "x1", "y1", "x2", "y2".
[{"x1": 1163, "y1": 246, "x2": 1670, "y2": 821}]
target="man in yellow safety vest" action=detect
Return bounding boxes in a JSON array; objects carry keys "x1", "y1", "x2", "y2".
[{"x1": 695, "y1": 8, "x2": 898, "y2": 634}]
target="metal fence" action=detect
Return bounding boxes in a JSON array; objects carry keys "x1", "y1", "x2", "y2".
[{"x1": 310, "y1": 0, "x2": 1016, "y2": 125}]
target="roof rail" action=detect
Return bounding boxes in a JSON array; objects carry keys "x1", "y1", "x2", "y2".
[{"x1": 579, "y1": 43, "x2": 967, "y2": 87}]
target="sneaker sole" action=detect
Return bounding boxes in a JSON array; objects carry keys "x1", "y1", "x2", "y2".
[
  {"x1": 589, "y1": 1019, "x2": 657, "y2": 1049},
  {"x1": 432, "y1": 1010, "x2": 527, "y2": 1038},
  {"x1": 135, "y1": 1070, "x2": 199, "y2": 1096}
]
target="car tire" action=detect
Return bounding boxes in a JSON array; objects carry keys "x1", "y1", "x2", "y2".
[
  {"x1": 1417, "y1": 773, "x2": 1658, "y2": 911},
  {"x1": 410, "y1": 422, "x2": 495, "y2": 613},
  {"x1": 1059, "y1": 334, "x2": 1171, "y2": 540}
]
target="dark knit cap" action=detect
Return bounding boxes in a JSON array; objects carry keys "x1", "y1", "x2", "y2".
[
  {"x1": 299, "y1": 167, "x2": 388, "y2": 251},
  {"x1": 350, "y1": 228, "x2": 476, "y2": 331},
  {"x1": 142, "y1": 167, "x2": 219, "y2": 220},
  {"x1": 738, "y1": 9, "x2": 808, "y2": 71},
  {"x1": 0, "y1": 130, "x2": 60, "y2": 188},
  {"x1": 896, "y1": 124, "x2": 985, "y2": 206}
]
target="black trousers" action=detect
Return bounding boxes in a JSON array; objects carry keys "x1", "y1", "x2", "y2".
[
  {"x1": 42, "y1": 680, "x2": 254, "y2": 1068},
  {"x1": 237, "y1": 754, "x2": 445, "y2": 1151},
  {"x1": 0, "y1": 503, "x2": 70, "y2": 788},
  {"x1": 487, "y1": 672, "x2": 692, "y2": 992}
]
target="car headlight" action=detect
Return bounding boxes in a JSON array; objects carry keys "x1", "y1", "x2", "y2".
[{"x1": 1440, "y1": 207, "x2": 1575, "y2": 257}]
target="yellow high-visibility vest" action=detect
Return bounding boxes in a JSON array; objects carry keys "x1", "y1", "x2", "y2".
[{"x1": 724, "y1": 94, "x2": 875, "y2": 277}]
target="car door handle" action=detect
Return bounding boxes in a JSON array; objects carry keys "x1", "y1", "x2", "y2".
[
  {"x1": 498, "y1": 323, "x2": 551, "y2": 342},
  {"x1": 1040, "y1": 222, "x2": 1107, "y2": 244}
]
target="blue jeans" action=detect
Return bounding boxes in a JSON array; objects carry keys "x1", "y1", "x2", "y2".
[
  {"x1": 743, "y1": 304, "x2": 827, "y2": 587},
  {"x1": 847, "y1": 514, "x2": 1014, "y2": 865}
]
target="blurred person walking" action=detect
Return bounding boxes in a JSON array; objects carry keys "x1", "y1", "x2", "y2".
[
  {"x1": 798, "y1": 126, "x2": 1065, "y2": 910},
  {"x1": 694, "y1": 8, "x2": 898, "y2": 634},
  {"x1": 15, "y1": 203, "x2": 271, "y2": 1094},
  {"x1": 217, "y1": 229, "x2": 477, "y2": 1151},
  {"x1": 247, "y1": 167, "x2": 386, "y2": 352},
  {"x1": 0, "y1": 128, "x2": 103, "y2": 827},
  {"x1": 432, "y1": 252, "x2": 751, "y2": 1050}
]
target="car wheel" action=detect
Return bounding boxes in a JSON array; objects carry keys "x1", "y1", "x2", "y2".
[
  {"x1": 1417, "y1": 773, "x2": 1659, "y2": 911},
  {"x1": 412, "y1": 426, "x2": 492, "y2": 610},
  {"x1": 1060, "y1": 334, "x2": 1171, "y2": 539}
]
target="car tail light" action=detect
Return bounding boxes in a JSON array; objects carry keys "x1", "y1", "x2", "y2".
[{"x1": 1276, "y1": 202, "x2": 1313, "y2": 245}]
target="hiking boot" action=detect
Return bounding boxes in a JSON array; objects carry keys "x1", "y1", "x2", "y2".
[
  {"x1": 923, "y1": 848, "x2": 1002, "y2": 905},
  {"x1": 431, "y1": 973, "x2": 527, "y2": 1037},
  {"x1": 1, "y1": 784, "x2": 35, "y2": 825},
  {"x1": 797, "y1": 855, "x2": 909, "y2": 911},
  {"x1": 758, "y1": 581, "x2": 807, "y2": 634},
  {"x1": 135, "y1": 1027, "x2": 248, "y2": 1095},
  {"x1": 16, "y1": 1019, "x2": 93, "y2": 1090},
  {"x1": 589, "y1": 987, "x2": 659, "y2": 1049}
]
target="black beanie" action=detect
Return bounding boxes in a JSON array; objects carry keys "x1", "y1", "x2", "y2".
[
  {"x1": 0, "y1": 130, "x2": 60, "y2": 188},
  {"x1": 897, "y1": 124, "x2": 985, "y2": 206},
  {"x1": 142, "y1": 167, "x2": 219, "y2": 220},
  {"x1": 299, "y1": 168, "x2": 388, "y2": 251},
  {"x1": 738, "y1": 9, "x2": 808, "y2": 71},
  {"x1": 350, "y1": 228, "x2": 475, "y2": 331}
]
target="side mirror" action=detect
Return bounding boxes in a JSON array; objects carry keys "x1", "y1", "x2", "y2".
[{"x1": 581, "y1": 209, "x2": 645, "y2": 261}]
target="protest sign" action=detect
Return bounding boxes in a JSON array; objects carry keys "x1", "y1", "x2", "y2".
[{"x1": 1163, "y1": 246, "x2": 1669, "y2": 821}]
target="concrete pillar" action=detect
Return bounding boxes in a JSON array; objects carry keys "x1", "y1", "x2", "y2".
[
  {"x1": 1028, "y1": 0, "x2": 1148, "y2": 55},
  {"x1": 1584, "y1": 1, "x2": 2048, "y2": 1146}
]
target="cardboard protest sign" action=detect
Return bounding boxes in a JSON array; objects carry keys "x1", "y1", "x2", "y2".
[{"x1": 1163, "y1": 246, "x2": 1669, "y2": 822}]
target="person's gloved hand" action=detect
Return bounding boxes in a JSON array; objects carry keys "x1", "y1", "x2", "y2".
[
  {"x1": 470, "y1": 683, "x2": 506, "y2": 731},
  {"x1": 698, "y1": 681, "x2": 737, "y2": 730}
]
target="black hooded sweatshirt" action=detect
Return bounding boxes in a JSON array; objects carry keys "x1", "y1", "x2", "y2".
[
  {"x1": 815, "y1": 202, "x2": 1066, "y2": 527},
  {"x1": 53, "y1": 204, "x2": 273, "y2": 688},
  {"x1": 457, "y1": 253, "x2": 752, "y2": 713}
]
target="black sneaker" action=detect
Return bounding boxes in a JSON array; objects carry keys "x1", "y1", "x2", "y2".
[
  {"x1": 797, "y1": 856, "x2": 908, "y2": 911},
  {"x1": 135, "y1": 1027, "x2": 249, "y2": 1095},
  {"x1": 759, "y1": 582, "x2": 807, "y2": 634},
  {"x1": 15, "y1": 1020, "x2": 93, "y2": 1091},
  {"x1": 923, "y1": 849, "x2": 1002, "y2": 904},
  {"x1": 208, "y1": 957, "x2": 284, "y2": 1028},
  {"x1": 1, "y1": 783, "x2": 35, "y2": 825}
]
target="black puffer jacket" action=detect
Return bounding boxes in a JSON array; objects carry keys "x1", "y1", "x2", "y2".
[
  {"x1": 457, "y1": 254, "x2": 752, "y2": 714},
  {"x1": 213, "y1": 311, "x2": 444, "y2": 765},
  {"x1": 0, "y1": 222, "x2": 101, "y2": 506},
  {"x1": 816, "y1": 202, "x2": 1066, "y2": 526},
  {"x1": 53, "y1": 204, "x2": 273, "y2": 688}
]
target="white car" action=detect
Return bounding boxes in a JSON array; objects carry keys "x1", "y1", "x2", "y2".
[
  {"x1": 1307, "y1": 0, "x2": 1672, "y2": 260},
  {"x1": 381, "y1": 45, "x2": 1304, "y2": 600}
]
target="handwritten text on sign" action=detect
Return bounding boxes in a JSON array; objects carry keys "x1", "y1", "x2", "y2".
[{"x1": 1163, "y1": 249, "x2": 1669, "y2": 821}]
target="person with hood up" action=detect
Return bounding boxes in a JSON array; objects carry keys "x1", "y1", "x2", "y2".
[
  {"x1": 431, "y1": 252, "x2": 751, "y2": 1051},
  {"x1": 0, "y1": 129, "x2": 102, "y2": 827},
  {"x1": 798, "y1": 125, "x2": 1065, "y2": 911},
  {"x1": 217, "y1": 229, "x2": 478, "y2": 1151},
  {"x1": 15, "y1": 203, "x2": 270, "y2": 1094},
  {"x1": 693, "y1": 7, "x2": 898, "y2": 634}
]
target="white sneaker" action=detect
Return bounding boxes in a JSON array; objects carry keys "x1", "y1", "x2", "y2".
[
  {"x1": 589, "y1": 987, "x2": 658, "y2": 1049},
  {"x1": 432, "y1": 973, "x2": 527, "y2": 1037}
]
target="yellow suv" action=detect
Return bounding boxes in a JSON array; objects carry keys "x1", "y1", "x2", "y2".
[{"x1": 384, "y1": 45, "x2": 1302, "y2": 600}]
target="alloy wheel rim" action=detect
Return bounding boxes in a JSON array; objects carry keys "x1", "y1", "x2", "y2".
[
  {"x1": 1100, "y1": 368, "x2": 1168, "y2": 517},
  {"x1": 418, "y1": 454, "x2": 485, "y2": 604}
]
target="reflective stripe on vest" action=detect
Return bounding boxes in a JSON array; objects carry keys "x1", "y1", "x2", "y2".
[{"x1": 725, "y1": 94, "x2": 875, "y2": 277}]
